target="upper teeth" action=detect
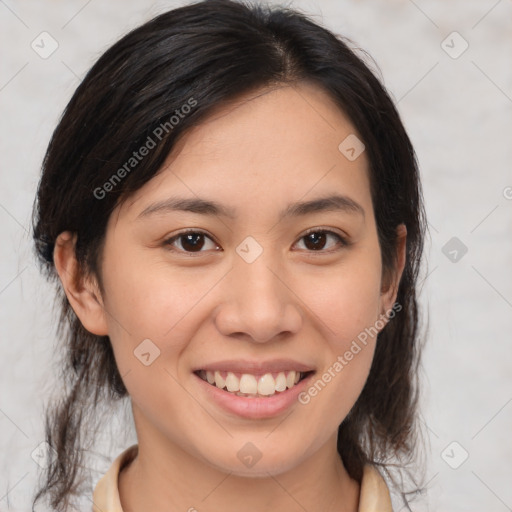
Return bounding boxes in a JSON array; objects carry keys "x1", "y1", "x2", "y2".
[{"x1": 201, "y1": 370, "x2": 302, "y2": 396}]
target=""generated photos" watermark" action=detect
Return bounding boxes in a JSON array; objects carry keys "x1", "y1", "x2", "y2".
[
  {"x1": 93, "y1": 97, "x2": 197, "y2": 200},
  {"x1": 298, "y1": 301, "x2": 402, "y2": 405}
]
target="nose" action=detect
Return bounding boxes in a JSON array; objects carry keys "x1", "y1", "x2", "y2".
[{"x1": 214, "y1": 253, "x2": 303, "y2": 343}]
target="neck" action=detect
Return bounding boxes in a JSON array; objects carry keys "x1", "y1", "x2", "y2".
[{"x1": 118, "y1": 405, "x2": 360, "y2": 512}]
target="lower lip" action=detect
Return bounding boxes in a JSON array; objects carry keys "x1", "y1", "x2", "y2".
[{"x1": 194, "y1": 372, "x2": 315, "y2": 419}]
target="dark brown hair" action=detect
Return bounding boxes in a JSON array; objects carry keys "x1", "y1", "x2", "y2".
[{"x1": 31, "y1": 0, "x2": 427, "y2": 509}]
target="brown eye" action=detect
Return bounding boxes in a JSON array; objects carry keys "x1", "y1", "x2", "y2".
[
  {"x1": 295, "y1": 230, "x2": 347, "y2": 252},
  {"x1": 164, "y1": 231, "x2": 219, "y2": 254}
]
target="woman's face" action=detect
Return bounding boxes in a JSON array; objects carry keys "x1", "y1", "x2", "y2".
[{"x1": 83, "y1": 82, "x2": 403, "y2": 476}]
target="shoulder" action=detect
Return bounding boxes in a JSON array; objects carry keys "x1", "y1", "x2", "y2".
[
  {"x1": 92, "y1": 444, "x2": 138, "y2": 512},
  {"x1": 358, "y1": 464, "x2": 394, "y2": 512}
]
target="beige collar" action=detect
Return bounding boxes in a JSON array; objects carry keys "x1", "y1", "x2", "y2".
[{"x1": 92, "y1": 445, "x2": 393, "y2": 512}]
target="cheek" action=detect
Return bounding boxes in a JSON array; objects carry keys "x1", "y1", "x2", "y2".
[
  {"x1": 99, "y1": 258, "x2": 213, "y2": 420},
  {"x1": 298, "y1": 255, "x2": 383, "y2": 344},
  {"x1": 101, "y1": 229, "x2": 212, "y2": 329},
  {"x1": 292, "y1": 253, "x2": 383, "y2": 423},
  {"x1": 100, "y1": 247, "x2": 227, "y2": 375}
]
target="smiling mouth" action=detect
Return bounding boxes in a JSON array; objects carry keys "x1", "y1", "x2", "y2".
[{"x1": 195, "y1": 369, "x2": 314, "y2": 398}]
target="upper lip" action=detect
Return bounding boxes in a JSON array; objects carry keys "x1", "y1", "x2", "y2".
[{"x1": 193, "y1": 359, "x2": 315, "y2": 375}]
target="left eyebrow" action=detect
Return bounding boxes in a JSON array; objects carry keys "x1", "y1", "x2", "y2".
[
  {"x1": 136, "y1": 194, "x2": 365, "y2": 221},
  {"x1": 279, "y1": 194, "x2": 365, "y2": 220}
]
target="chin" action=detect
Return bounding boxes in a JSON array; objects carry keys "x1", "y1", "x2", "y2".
[{"x1": 199, "y1": 440, "x2": 308, "y2": 478}]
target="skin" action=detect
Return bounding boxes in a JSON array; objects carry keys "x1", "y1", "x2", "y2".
[{"x1": 54, "y1": 81, "x2": 406, "y2": 512}]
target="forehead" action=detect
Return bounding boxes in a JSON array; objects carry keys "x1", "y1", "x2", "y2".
[{"x1": 120, "y1": 82, "x2": 372, "y2": 223}]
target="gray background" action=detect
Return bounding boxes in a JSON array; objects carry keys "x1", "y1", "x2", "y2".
[{"x1": 1, "y1": 0, "x2": 511, "y2": 510}]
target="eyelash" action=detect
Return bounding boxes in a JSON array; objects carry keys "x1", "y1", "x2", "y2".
[{"x1": 163, "y1": 228, "x2": 349, "y2": 256}]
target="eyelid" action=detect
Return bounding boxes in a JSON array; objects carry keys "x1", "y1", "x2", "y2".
[
  {"x1": 294, "y1": 227, "x2": 349, "y2": 251},
  {"x1": 300, "y1": 226, "x2": 349, "y2": 242},
  {"x1": 163, "y1": 229, "x2": 221, "y2": 255}
]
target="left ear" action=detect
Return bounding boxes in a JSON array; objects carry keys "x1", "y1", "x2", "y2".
[{"x1": 380, "y1": 223, "x2": 407, "y2": 313}]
